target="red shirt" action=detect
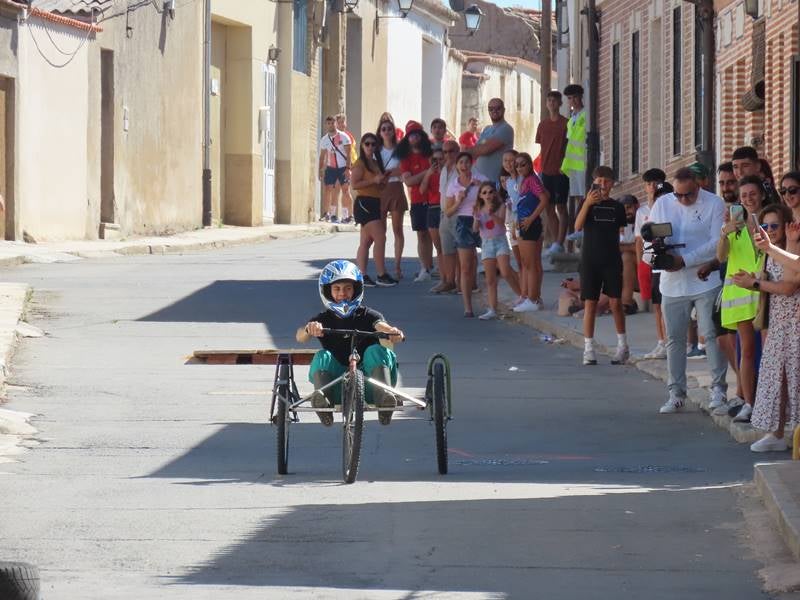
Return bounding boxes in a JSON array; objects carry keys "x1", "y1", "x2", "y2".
[
  {"x1": 535, "y1": 116, "x2": 568, "y2": 176},
  {"x1": 427, "y1": 169, "x2": 441, "y2": 205},
  {"x1": 400, "y1": 154, "x2": 431, "y2": 204},
  {"x1": 459, "y1": 131, "x2": 478, "y2": 149}
]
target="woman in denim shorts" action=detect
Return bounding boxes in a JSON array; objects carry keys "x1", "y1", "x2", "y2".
[
  {"x1": 445, "y1": 152, "x2": 487, "y2": 317},
  {"x1": 473, "y1": 183, "x2": 522, "y2": 320}
]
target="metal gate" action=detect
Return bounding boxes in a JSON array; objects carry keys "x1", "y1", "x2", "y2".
[{"x1": 263, "y1": 63, "x2": 277, "y2": 222}]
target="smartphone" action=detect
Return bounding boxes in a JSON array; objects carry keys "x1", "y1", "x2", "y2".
[
  {"x1": 590, "y1": 183, "x2": 600, "y2": 192},
  {"x1": 750, "y1": 213, "x2": 760, "y2": 231},
  {"x1": 729, "y1": 204, "x2": 745, "y2": 224}
]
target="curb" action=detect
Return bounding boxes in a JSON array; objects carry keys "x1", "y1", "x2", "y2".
[
  {"x1": 754, "y1": 462, "x2": 800, "y2": 562},
  {"x1": 0, "y1": 223, "x2": 355, "y2": 265},
  {"x1": 496, "y1": 287, "x2": 763, "y2": 444}
]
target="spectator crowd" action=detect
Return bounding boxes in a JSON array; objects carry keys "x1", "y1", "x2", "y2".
[{"x1": 318, "y1": 85, "x2": 800, "y2": 454}]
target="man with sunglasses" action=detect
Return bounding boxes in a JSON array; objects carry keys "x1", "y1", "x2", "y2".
[
  {"x1": 469, "y1": 98, "x2": 514, "y2": 184},
  {"x1": 648, "y1": 168, "x2": 728, "y2": 414}
]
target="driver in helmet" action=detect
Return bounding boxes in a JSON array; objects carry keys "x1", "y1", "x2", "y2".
[{"x1": 296, "y1": 260, "x2": 405, "y2": 426}]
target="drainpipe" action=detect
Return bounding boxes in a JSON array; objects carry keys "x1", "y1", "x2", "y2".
[
  {"x1": 540, "y1": 0, "x2": 552, "y2": 119},
  {"x1": 694, "y1": 0, "x2": 715, "y2": 177},
  {"x1": 202, "y1": 0, "x2": 212, "y2": 226},
  {"x1": 582, "y1": 0, "x2": 600, "y2": 186}
]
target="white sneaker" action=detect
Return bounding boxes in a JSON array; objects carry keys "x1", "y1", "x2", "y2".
[
  {"x1": 611, "y1": 345, "x2": 629, "y2": 365},
  {"x1": 513, "y1": 299, "x2": 538, "y2": 313},
  {"x1": 583, "y1": 345, "x2": 597, "y2": 366},
  {"x1": 732, "y1": 403, "x2": 753, "y2": 422},
  {"x1": 643, "y1": 341, "x2": 667, "y2": 360},
  {"x1": 713, "y1": 395, "x2": 744, "y2": 416},
  {"x1": 512, "y1": 296, "x2": 527, "y2": 307},
  {"x1": 478, "y1": 308, "x2": 497, "y2": 320},
  {"x1": 414, "y1": 269, "x2": 431, "y2": 282},
  {"x1": 659, "y1": 394, "x2": 685, "y2": 414},
  {"x1": 544, "y1": 242, "x2": 564, "y2": 256},
  {"x1": 750, "y1": 433, "x2": 788, "y2": 453},
  {"x1": 708, "y1": 388, "x2": 727, "y2": 409}
]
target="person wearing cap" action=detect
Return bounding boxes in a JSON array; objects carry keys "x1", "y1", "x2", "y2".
[
  {"x1": 561, "y1": 84, "x2": 587, "y2": 247},
  {"x1": 618, "y1": 194, "x2": 640, "y2": 314},
  {"x1": 468, "y1": 98, "x2": 514, "y2": 184},
  {"x1": 634, "y1": 169, "x2": 669, "y2": 360},
  {"x1": 397, "y1": 121, "x2": 435, "y2": 282}
]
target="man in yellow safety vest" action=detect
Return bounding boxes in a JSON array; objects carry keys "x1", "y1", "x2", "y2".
[{"x1": 561, "y1": 84, "x2": 587, "y2": 247}]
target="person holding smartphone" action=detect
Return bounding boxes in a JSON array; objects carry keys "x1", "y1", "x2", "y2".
[{"x1": 574, "y1": 166, "x2": 629, "y2": 365}]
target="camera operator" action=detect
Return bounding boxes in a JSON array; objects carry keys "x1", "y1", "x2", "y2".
[{"x1": 648, "y1": 167, "x2": 728, "y2": 414}]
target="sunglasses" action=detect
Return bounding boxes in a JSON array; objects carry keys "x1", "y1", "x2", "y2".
[
  {"x1": 363, "y1": 141, "x2": 377, "y2": 147},
  {"x1": 514, "y1": 162, "x2": 530, "y2": 168},
  {"x1": 760, "y1": 222, "x2": 781, "y2": 231},
  {"x1": 779, "y1": 186, "x2": 800, "y2": 196}
]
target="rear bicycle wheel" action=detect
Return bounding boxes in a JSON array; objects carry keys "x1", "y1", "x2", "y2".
[
  {"x1": 342, "y1": 370, "x2": 365, "y2": 483},
  {"x1": 276, "y1": 385, "x2": 290, "y2": 474},
  {"x1": 432, "y1": 362, "x2": 448, "y2": 474}
]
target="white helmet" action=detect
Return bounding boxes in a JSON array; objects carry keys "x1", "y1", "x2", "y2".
[{"x1": 318, "y1": 260, "x2": 364, "y2": 318}]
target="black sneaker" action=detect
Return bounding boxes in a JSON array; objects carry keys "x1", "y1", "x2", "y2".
[
  {"x1": 376, "y1": 273, "x2": 398, "y2": 287},
  {"x1": 363, "y1": 274, "x2": 377, "y2": 288}
]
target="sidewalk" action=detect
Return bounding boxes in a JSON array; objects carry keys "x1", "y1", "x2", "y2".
[
  {"x1": 494, "y1": 266, "x2": 800, "y2": 568},
  {"x1": 0, "y1": 282, "x2": 38, "y2": 464},
  {"x1": 0, "y1": 222, "x2": 351, "y2": 266}
]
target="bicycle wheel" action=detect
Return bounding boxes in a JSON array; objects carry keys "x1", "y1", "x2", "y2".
[
  {"x1": 275, "y1": 364, "x2": 291, "y2": 475},
  {"x1": 432, "y1": 361, "x2": 448, "y2": 475},
  {"x1": 342, "y1": 370, "x2": 365, "y2": 484}
]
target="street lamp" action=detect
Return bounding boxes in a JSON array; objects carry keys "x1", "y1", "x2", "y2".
[
  {"x1": 375, "y1": 0, "x2": 415, "y2": 34},
  {"x1": 463, "y1": 4, "x2": 483, "y2": 33},
  {"x1": 342, "y1": 0, "x2": 358, "y2": 11}
]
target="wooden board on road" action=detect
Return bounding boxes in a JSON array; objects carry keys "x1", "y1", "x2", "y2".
[{"x1": 190, "y1": 349, "x2": 317, "y2": 366}]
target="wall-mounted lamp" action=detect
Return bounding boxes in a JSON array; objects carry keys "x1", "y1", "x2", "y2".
[
  {"x1": 164, "y1": 0, "x2": 175, "y2": 19},
  {"x1": 447, "y1": 4, "x2": 483, "y2": 38},
  {"x1": 342, "y1": 0, "x2": 359, "y2": 11},
  {"x1": 268, "y1": 45, "x2": 282, "y2": 63},
  {"x1": 744, "y1": 0, "x2": 759, "y2": 19},
  {"x1": 375, "y1": 0, "x2": 415, "y2": 34}
]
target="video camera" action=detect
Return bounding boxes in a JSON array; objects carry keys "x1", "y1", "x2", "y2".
[{"x1": 641, "y1": 222, "x2": 686, "y2": 270}]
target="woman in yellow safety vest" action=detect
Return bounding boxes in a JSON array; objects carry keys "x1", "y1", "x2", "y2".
[{"x1": 716, "y1": 175, "x2": 767, "y2": 423}]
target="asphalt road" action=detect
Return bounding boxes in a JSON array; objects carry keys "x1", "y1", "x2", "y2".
[{"x1": 0, "y1": 232, "x2": 792, "y2": 599}]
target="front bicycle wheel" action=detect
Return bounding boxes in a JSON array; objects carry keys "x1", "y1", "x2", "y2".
[
  {"x1": 342, "y1": 370, "x2": 365, "y2": 484},
  {"x1": 276, "y1": 384, "x2": 290, "y2": 475},
  {"x1": 432, "y1": 362, "x2": 448, "y2": 475}
]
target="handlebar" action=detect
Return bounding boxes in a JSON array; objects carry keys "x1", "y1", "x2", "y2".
[{"x1": 320, "y1": 328, "x2": 403, "y2": 341}]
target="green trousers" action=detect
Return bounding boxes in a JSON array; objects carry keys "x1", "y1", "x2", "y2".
[{"x1": 308, "y1": 345, "x2": 398, "y2": 404}]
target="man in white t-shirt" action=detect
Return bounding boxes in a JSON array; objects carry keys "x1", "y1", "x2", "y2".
[
  {"x1": 648, "y1": 167, "x2": 727, "y2": 414},
  {"x1": 634, "y1": 169, "x2": 669, "y2": 359},
  {"x1": 318, "y1": 115, "x2": 351, "y2": 223}
]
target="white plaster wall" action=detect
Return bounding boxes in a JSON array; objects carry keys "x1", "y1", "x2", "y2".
[
  {"x1": 18, "y1": 18, "x2": 89, "y2": 240},
  {"x1": 385, "y1": 11, "x2": 448, "y2": 128}
]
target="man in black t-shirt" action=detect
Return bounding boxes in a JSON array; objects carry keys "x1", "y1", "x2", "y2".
[
  {"x1": 296, "y1": 260, "x2": 404, "y2": 425},
  {"x1": 574, "y1": 166, "x2": 629, "y2": 366}
]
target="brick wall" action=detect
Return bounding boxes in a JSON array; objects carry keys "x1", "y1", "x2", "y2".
[
  {"x1": 596, "y1": 0, "x2": 701, "y2": 201},
  {"x1": 716, "y1": 0, "x2": 797, "y2": 178}
]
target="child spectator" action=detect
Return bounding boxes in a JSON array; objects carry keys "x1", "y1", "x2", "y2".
[
  {"x1": 574, "y1": 166, "x2": 629, "y2": 365},
  {"x1": 472, "y1": 183, "x2": 522, "y2": 319}
]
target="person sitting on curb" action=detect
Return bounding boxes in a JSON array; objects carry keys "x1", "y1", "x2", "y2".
[
  {"x1": 557, "y1": 277, "x2": 610, "y2": 317},
  {"x1": 574, "y1": 166, "x2": 629, "y2": 366},
  {"x1": 297, "y1": 260, "x2": 405, "y2": 426}
]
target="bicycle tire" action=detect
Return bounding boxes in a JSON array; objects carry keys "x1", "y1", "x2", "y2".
[
  {"x1": 433, "y1": 361, "x2": 448, "y2": 475},
  {"x1": 275, "y1": 363, "x2": 291, "y2": 475},
  {"x1": 342, "y1": 370, "x2": 365, "y2": 484}
]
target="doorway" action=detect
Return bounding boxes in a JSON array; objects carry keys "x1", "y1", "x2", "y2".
[
  {"x1": 420, "y1": 39, "x2": 443, "y2": 129},
  {"x1": 0, "y1": 76, "x2": 14, "y2": 240},
  {"x1": 262, "y1": 62, "x2": 276, "y2": 222},
  {"x1": 100, "y1": 50, "x2": 115, "y2": 224},
  {"x1": 345, "y1": 16, "x2": 362, "y2": 136}
]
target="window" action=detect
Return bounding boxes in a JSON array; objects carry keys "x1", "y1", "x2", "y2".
[
  {"x1": 292, "y1": 0, "x2": 309, "y2": 74},
  {"x1": 672, "y1": 6, "x2": 681, "y2": 156},
  {"x1": 631, "y1": 31, "x2": 640, "y2": 174},
  {"x1": 530, "y1": 80, "x2": 535, "y2": 114},
  {"x1": 516, "y1": 73, "x2": 522, "y2": 111},
  {"x1": 694, "y1": 15, "x2": 703, "y2": 148},
  {"x1": 612, "y1": 42, "x2": 620, "y2": 179}
]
